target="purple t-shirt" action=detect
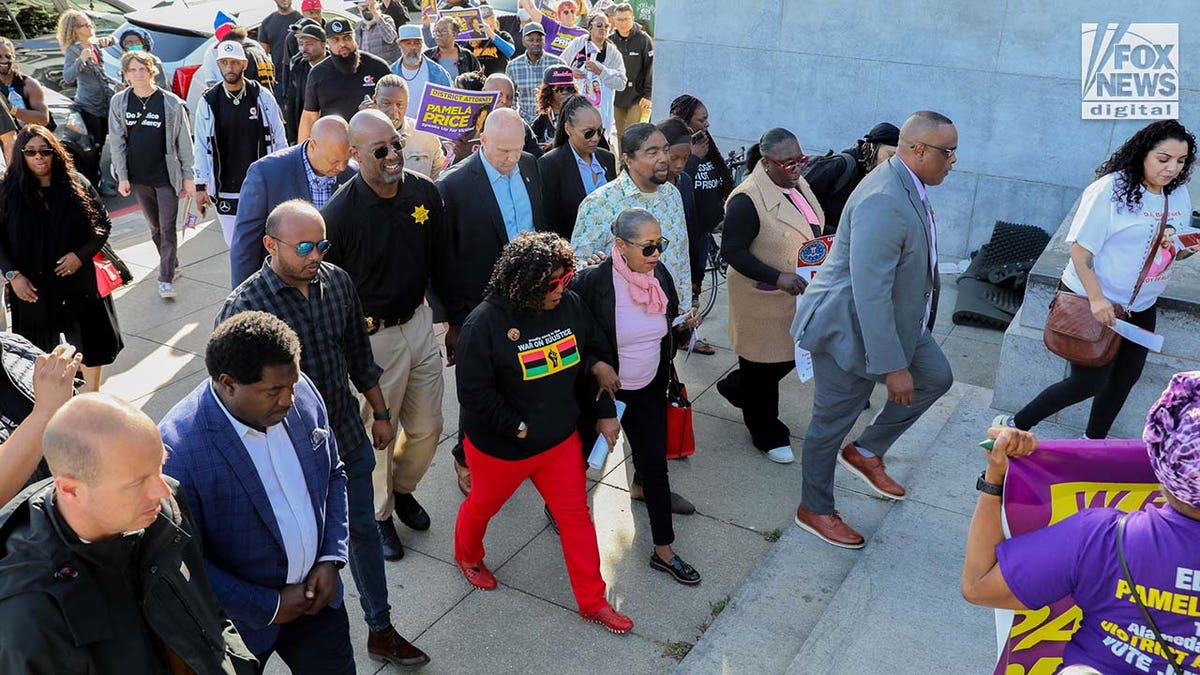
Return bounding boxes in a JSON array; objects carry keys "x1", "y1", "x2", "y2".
[{"x1": 997, "y1": 505, "x2": 1200, "y2": 672}]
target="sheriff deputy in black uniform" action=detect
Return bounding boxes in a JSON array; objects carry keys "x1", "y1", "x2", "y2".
[{"x1": 321, "y1": 108, "x2": 451, "y2": 561}]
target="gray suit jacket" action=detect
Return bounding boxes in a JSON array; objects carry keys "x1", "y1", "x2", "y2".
[{"x1": 791, "y1": 155, "x2": 937, "y2": 378}]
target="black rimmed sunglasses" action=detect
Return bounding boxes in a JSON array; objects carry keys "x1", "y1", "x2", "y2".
[
  {"x1": 619, "y1": 236, "x2": 669, "y2": 257},
  {"x1": 370, "y1": 139, "x2": 406, "y2": 160}
]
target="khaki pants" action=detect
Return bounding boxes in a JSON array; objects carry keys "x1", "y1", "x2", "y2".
[
  {"x1": 365, "y1": 304, "x2": 445, "y2": 520},
  {"x1": 613, "y1": 104, "x2": 647, "y2": 153}
]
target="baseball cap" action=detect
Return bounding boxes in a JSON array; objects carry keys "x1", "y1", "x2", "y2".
[
  {"x1": 397, "y1": 24, "x2": 423, "y2": 41},
  {"x1": 300, "y1": 0, "x2": 322, "y2": 10},
  {"x1": 215, "y1": 40, "x2": 246, "y2": 61},
  {"x1": 291, "y1": 19, "x2": 326, "y2": 41},
  {"x1": 521, "y1": 23, "x2": 545, "y2": 38},
  {"x1": 326, "y1": 17, "x2": 353, "y2": 35},
  {"x1": 543, "y1": 65, "x2": 575, "y2": 87}
]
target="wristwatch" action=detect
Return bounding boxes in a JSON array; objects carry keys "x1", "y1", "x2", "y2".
[
  {"x1": 372, "y1": 408, "x2": 391, "y2": 421},
  {"x1": 4, "y1": 271, "x2": 17, "y2": 281},
  {"x1": 976, "y1": 471, "x2": 1003, "y2": 497}
]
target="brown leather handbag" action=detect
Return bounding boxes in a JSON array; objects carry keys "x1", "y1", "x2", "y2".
[{"x1": 1043, "y1": 196, "x2": 1168, "y2": 367}]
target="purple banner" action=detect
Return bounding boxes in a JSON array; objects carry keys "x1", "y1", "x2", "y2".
[
  {"x1": 413, "y1": 83, "x2": 500, "y2": 142},
  {"x1": 994, "y1": 439, "x2": 1161, "y2": 675},
  {"x1": 437, "y1": 7, "x2": 486, "y2": 42},
  {"x1": 542, "y1": 17, "x2": 586, "y2": 57}
]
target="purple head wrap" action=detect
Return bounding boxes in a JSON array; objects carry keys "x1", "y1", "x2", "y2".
[{"x1": 1143, "y1": 371, "x2": 1200, "y2": 508}]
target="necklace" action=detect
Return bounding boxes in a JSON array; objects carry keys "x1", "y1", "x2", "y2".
[
  {"x1": 133, "y1": 89, "x2": 154, "y2": 111},
  {"x1": 223, "y1": 83, "x2": 245, "y2": 106},
  {"x1": 398, "y1": 60, "x2": 421, "y2": 82}
]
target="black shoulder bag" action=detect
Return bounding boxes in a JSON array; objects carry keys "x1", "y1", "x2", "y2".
[{"x1": 1117, "y1": 513, "x2": 1187, "y2": 672}]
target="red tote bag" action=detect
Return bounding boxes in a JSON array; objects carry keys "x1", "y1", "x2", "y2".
[{"x1": 665, "y1": 365, "x2": 695, "y2": 459}]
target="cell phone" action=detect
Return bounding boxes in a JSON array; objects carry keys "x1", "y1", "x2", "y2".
[{"x1": 691, "y1": 130, "x2": 707, "y2": 143}]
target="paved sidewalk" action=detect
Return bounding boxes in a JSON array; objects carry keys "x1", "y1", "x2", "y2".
[{"x1": 101, "y1": 213, "x2": 1008, "y2": 673}]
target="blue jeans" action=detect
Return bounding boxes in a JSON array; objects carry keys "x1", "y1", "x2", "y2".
[{"x1": 343, "y1": 437, "x2": 392, "y2": 631}]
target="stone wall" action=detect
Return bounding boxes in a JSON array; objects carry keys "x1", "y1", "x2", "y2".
[{"x1": 651, "y1": 0, "x2": 1200, "y2": 259}]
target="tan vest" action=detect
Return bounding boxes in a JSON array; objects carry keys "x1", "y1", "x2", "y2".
[{"x1": 725, "y1": 163, "x2": 825, "y2": 363}]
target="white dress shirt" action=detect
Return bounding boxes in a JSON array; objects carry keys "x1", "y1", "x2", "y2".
[{"x1": 211, "y1": 386, "x2": 329, "y2": 598}]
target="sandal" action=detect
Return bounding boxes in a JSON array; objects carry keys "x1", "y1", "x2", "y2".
[{"x1": 691, "y1": 338, "x2": 717, "y2": 356}]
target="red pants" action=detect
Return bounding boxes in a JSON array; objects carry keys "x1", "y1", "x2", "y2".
[{"x1": 454, "y1": 433, "x2": 608, "y2": 613}]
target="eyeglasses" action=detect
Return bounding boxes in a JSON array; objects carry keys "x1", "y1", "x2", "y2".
[
  {"x1": 21, "y1": 148, "x2": 53, "y2": 157},
  {"x1": 619, "y1": 236, "x2": 669, "y2": 257},
  {"x1": 916, "y1": 141, "x2": 956, "y2": 159},
  {"x1": 545, "y1": 269, "x2": 575, "y2": 294},
  {"x1": 270, "y1": 235, "x2": 331, "y2": 256},
  {"x1": 768, "y1": 156, "x2": 810, "y2": 173},
  {"x1": 370, "y1": 139, "x2": 405, "y2": 160}
]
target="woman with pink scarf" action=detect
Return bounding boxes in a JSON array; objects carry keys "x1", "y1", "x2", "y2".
[{"x1": 573, "y1": 208, "x2": 703, "y2": 585}]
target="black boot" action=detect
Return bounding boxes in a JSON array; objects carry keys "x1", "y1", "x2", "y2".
[
  {"x1": 377, "y1": 517, "x2": 405, "y2": 561},
  {"x1": 394, "y1": 492, "x2": 431, "y2": 531}
]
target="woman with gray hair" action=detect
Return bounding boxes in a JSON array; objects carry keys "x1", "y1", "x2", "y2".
[
  {"x1": 573, "y1": 208, "x2": 703, "y2": 585},
  {"x1": 961, "y1": 371, "x2": 1200, "y2": 673}
]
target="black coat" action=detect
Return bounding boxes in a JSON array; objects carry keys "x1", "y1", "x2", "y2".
[
  {"x1": 537, "y1": 144, "x2": 617, "y2": 241},
  {"x1": 436, "y1": 151, "x2": 545, "y2": 325},
  {"x1": 571, "y1": 258, "x2": 686, "y2": 448},
  {"x1": 0, "y1": 479, "x2": 257, "y2": 674}
]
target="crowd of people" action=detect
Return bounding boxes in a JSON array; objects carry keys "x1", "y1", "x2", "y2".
[{"x1": 0, "y1": 0, "x2": 1195, "y2": 672}]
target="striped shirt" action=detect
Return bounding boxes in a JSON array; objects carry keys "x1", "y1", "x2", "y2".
[{"x1": 506, "y1": 52, "x2": 565, "y2": 125}]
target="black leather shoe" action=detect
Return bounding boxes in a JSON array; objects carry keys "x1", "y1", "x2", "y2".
[
  {"x1": 377, "y1": 518, "x2": 405, "y2": 561},
  {"x1": 650, "y1": 551, "x2": 701, "y2": 585},
  {"x1": 394, "y1": 492, "x2": 431, "y2": 531}
]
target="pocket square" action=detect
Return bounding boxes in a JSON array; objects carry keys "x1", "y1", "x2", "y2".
[{"x1": 311, "y1": 428, "x2": 330, "y2": 450}]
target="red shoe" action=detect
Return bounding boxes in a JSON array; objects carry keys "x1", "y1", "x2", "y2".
[
  {"x1": 455, "y1": 559, "x2": 497, "y2": 590},
  {"x1": 580, "y1": 604, "x2": 634, "y2": 634},
  {"x1": 794, "y1": 505, "x2": 865, "y2": 549},
  {"x1": 837, "y1": 444, "x2": 907, "y2": 500}
]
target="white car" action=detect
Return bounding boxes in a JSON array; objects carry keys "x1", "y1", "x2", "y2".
[{"x1": 102, "y1": 0, "x2": 358, "y2": 117}]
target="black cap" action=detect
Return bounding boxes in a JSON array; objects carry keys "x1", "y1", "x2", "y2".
[
  {"x1": 326, "y1": 17, "x2": 353, "y2": 35},
  {"x1": 291, "y1": 18, "x2": 326, "y2": 41},
  {"x1": 864, "y1": 122, "x2": 900, "y2": 146}
]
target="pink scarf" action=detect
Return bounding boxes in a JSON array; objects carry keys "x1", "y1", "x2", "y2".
[{"x1": 612, "y1": 245, "x2": 667, "y2": 314}]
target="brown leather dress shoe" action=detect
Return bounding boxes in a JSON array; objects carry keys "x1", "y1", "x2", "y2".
[
  {"x1": 837, "y1": 443, "x2": 907, "y2": 500},
  {"x1": 454, "y1": 460, "x2": 471, "y2": 496},
  {"x1": 794, "y1": 505, "x2": 865, "y2": 549},
  {"x1": 367, "y1": 626, "x2": 430, "y2": 668}
]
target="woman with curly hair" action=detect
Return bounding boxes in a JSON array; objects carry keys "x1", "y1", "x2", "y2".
[
  {"x1": 453, "y1": 231, "x2": 634, "y2": 633},
  {"x1": 997, "y1": 119, "x2": 1198, "y2": 439},
  {"x1": 530, "y1": 65, "x2": 578, "y2": 150},
  {"x1": 0, "y1": 126, "x2": 123, "y2": 392}
]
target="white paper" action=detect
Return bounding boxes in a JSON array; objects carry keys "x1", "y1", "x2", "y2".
[
  {"x1": 587, "y1": 400, "x2": 627, "y2": 471},
  {"x1": 1110, "y1": 319, "x2": 1164, "y2": 353},
  {"x1": 794, "y1": 344, "x2": 815, "y2": 383}
]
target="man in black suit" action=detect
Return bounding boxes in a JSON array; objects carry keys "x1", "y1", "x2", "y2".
[
  {"x1": 230, "y1": 116, "x2": 357, "y2": 287},
  {"x1": 436, "y1": 107, "x2": 544, "y2": 492},
  {"x1": 537, "y1": 98, "x2": 617, "y2": 239}
]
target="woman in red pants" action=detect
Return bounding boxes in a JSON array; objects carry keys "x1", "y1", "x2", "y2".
[{"x1": 453, "y1": 231, "x2": 633, "y2": 633}]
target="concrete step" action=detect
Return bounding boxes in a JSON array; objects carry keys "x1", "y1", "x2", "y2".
[{"x1": 676, "y1": 381, "x2": 973, "y2": 674}]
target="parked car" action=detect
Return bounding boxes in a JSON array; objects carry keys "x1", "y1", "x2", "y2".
[
  {"x1": 101, "y1": 0, "x2": 359, "y2": 118},
  {"x1": 39, "y1": 83, "x2": 100, "y2": 178}
]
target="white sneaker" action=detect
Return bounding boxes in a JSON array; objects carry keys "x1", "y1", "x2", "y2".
[
  {"x1": 158, "y1": 282, "x2": 176, "y2": 299},
  {"x1": 991, "y1": 413, "x2": 1016, "y2": 428},
  {"x1": 765, "y1": 446, "x2": 795, "y2": 464}
]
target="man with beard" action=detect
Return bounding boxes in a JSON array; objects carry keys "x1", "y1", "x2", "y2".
[
  {"x1": 388, "y1": 24, "x2": 452, "y2": 120},
  {"x1": 299, "y1": 18, "x2": 392, "y2": 140},
  {"x1": 436, "y1": 108, "x2": 544, "y2": 493},
  {"x1": 571, "y1": 122, "x2": 691, "y2": 311},
  {"x1": 424, "y1": 17, "x2": 481, "y2": 80},
  {"x1": 321, "y1": 109, "x2": 450, "y2": 562},
  {"x1": 194, "y1": 40, "x2": 287, "y2": 247},
  {"x1": 370, "y1": 74, "x2": 444, "y2": 179},
  {"x1": 505, "y1": 23, "x2": 564, "y2": 126},
  {"x1": 0, "y1": 37, "x2": 50, "y2": 129},
  {"x1": 218, "y1": 201, "x2": 430, "y2": 668},
  {"x1": 258, "y1": 0, "x2": 300, "y2": 99},
  {"x1": 283, "y1": 20, "x2": 328, "y2": 144}
]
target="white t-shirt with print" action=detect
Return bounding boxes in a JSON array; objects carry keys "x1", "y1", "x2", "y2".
[{"x1": 1061, "y1": 172, "x2": 1192, "y2": 312}]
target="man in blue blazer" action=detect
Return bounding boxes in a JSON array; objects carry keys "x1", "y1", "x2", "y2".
[
  {"x1": 161, "y1": 311, "x2": 353, "y2": 673},
  {"x1": 229, "y1": 116, "x2": 357, "y2": 287}
]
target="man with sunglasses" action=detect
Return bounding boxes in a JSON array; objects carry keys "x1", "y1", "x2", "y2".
[
  {"x1": 0, "y1": 38, "x2": 51, "y2": 133},
  {"x1": 321, "y1": 109, "x2": 451, "y2": 562},
  {"x1": 219, "y1": 200, "x2": 430, "y2": 668},
  {"x1": 790, "y1": 111, "x2": 957, "y2": 550},
  {"x1": 230, "y1": 115, "x2": 357, "y2": 288}
]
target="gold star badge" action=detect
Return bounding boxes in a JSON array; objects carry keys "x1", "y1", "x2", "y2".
[{"x1": 411, "y1": 204, "x2": 430, "y2": 224}]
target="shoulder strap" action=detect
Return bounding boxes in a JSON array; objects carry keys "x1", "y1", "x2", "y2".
[
  {"x1": 1117, "y1": 513, "x2": 1186, "y2": 671},
  {"x1": 1129, "y1": 194, "x2": 1169, "y2": 309}
]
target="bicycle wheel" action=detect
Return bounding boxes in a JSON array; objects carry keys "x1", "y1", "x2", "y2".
[{"x1": 696, "y1": 233, "x2": 723, "y2": 320}]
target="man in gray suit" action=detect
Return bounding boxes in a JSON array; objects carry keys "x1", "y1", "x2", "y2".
[{"x1": 789, "y1": 110, "x2": 957, "y2": 549}]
